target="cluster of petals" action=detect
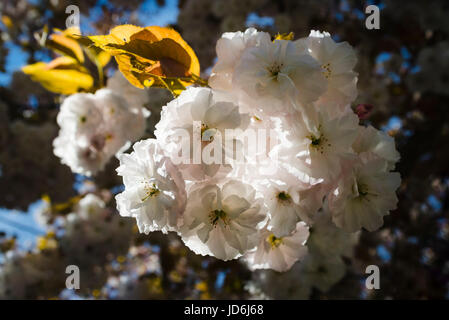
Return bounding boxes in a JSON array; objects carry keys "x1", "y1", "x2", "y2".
[
  {"x1": 54, "y1": 72, "x2": 149, "y2": 176},
  {"x1": 115, "y1": 28, "x2": 401, "y2": 270}
]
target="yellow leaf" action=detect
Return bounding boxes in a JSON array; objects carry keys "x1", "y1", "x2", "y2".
[
  {"x1": 87, "y1": 25, "x2": 200, "y2": 90},
  {"x1": 84, "y1": 46, "x2": 111, "y2": 70},
  {"x1": 44, "y1": 55, "x2": 82, "y2": 69},
  {"x1": 114, "y1": 54, "x2": 149, "y2": 89},
  {"x1": 96, "y1": 50, "x2": 111, "y2": 67},
  {"x1": 143, "y1": 26, "x2": 200, "y2": 77},
  {"x1": 155, "y1": 76, "x2": 186, "y2": 97},
  {"x1": 88, "y1": 24, "x2": 144, "y2": 50},
  {"x1": 46, "y1": 28, "x2": 84, "y2": 63},
  {"x1": 22, "y1": 57, "x2": 93, "y2": 95}
]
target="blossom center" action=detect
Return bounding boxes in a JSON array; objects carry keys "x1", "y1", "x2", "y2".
[
  {"x1": 252, "y1": 115, "x2": 262, "y2": 122},
  {"x1": 141, "y1": 182, "x2": 160, "y2": 202},
  {"x1": 267, "y1": 234, "x2": 283, "y2": 248},
  {"x1": 267, "y1": 62, "x2": 284, "y2": 79},
  {"x1": 307, "y1": 126, "x2": 331, "y2": 154},
  {"x1": 201, "y1": 123, "x2": 216, "y2": 142},
  {"x1": 209, "y1": 209, "x2": 228, "y2": 227},
  {"x1": 357, "y1": 182, "x2": 369, "y2": 197},
  {"x1": 277, "y1": 191, "x2": 291, "y2": 203},
  {"x1": 352, "y1": 178, "x2": 377, "y2": 200},
  {"x1": 322, "y1": 62, "x2": 332, "y2": 79}
]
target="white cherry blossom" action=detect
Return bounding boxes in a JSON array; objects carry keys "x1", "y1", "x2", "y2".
[
  {"x1": 54, "y1": 89, "x2": 148, "y2": 176},
  {"x1": 307, "y1": 209, "x2": 359, "y2": 258},
  {"x1": 155, "y1": 87, "x2": 249, "y2": 181},
  {"x1": 283, "y1": 105, "x2": 359, "y2": 181},
  {"x1": 253, "y1": 169, "x2": 323, "y2": 237},
  {"x1": 353, "y1": 125, "x2": 400, "y2": 170},
  {"x1": 328, "y1": 158, "x2": 401, "y2": 232},
  {"x1": 209, "y1": 28, "x2": 271, "y2": 91},
  {"x1": 115, "y1": 139, "x2": 186, "y2": 234},
  {"x1": 245, "y1": 222, "x2": 309, "y2": 272},
  {"x1": 233, "y1": 38, "x2": 327, "y2": 113},
  {"x1": 180, "y1": 180, "x2": 267, "y2": 261},
  {"x1": 296, "y1": 30, "x2": 358, "y2": 116}
]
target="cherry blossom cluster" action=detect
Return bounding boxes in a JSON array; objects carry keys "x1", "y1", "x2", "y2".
[
  {"x1": 115, "y1": 28, "x2": 401, "y2": 271},
  {"x1": 53, "y1": 72, "x2": 150, "y2": 176},
  {"x1": 246, "y1": 209, "x2": 360, "y2": 298}
]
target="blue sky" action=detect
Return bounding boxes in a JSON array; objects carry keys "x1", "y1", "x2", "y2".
[
  {"x1": 0, "y1": 42, "x2": 29, "y2": 86},
  {"x1": 0, "y1": 202, "x2": 46, "y2": 249}
]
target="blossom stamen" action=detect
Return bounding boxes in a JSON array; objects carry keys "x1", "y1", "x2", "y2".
[
  {"x1": 267, "y1": 234, "x2": 283, "y2": 248},
  {"x1": 308, "y1": 125, "x2": 331, "y2": 154},
  {"x1": 277, "y1": 191, "x2": 292, "y2": 203},
  {"x1": 267, "y1": 62, "x2": 284, "y2": 79},
  {"x1": 209, "y1": 209, "x2": 228, "y2": 227},
  {"x1": 357, "y1": 183, "x2": 369, "y2": 197},
  {"x1": 322, "y1": 62, "x2": 332, "y2": 79},
  {"x1": 141, "y1": 182, "x2": 160, "y2": 202},
  {"x1": 201, "y1": 123, "x2": 216, "y2": 142}
]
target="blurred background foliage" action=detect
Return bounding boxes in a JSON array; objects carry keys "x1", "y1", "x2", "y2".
[{"x1": 0, "y1": 0, "x2": 448, "y2": 299}]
